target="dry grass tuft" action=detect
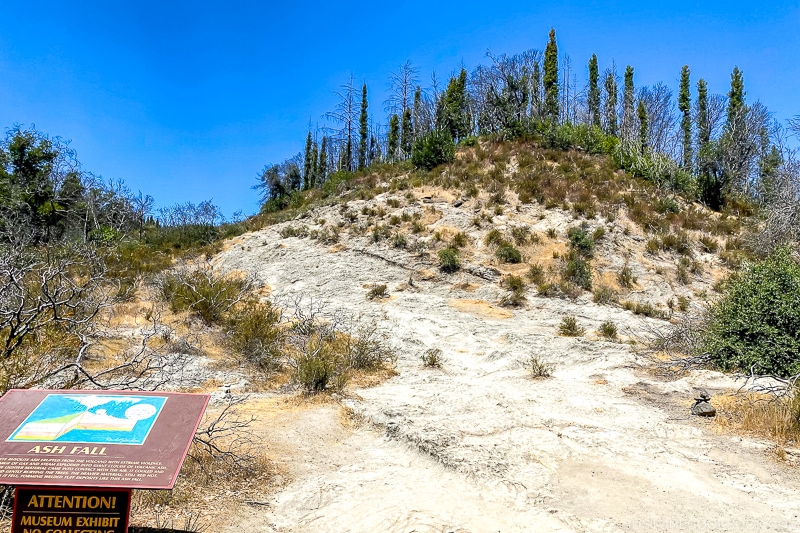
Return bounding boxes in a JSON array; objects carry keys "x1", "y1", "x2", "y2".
[{"x1": 713, "y1": 392, "x2": 800, "y2": 446}]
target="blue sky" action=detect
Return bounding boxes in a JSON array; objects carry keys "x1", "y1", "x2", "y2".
[{"x1": 1, "y1": 1, "x2": 798, "y2": 217}]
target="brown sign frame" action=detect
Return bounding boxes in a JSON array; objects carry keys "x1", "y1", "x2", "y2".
[
  {"x1": 0, "y1": 389, "x2": 209, "y2": 489},
  {"x1": 11, "y1": 486, "x2": 131, "y2": 533}
]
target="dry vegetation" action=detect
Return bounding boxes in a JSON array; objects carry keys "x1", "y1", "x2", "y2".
[{"x1": 4, "y1": 137, "x2": 797, "y2": 531}]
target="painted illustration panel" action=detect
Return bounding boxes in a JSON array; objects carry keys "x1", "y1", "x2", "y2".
[{"x1": 6, "y1": 394, "x2": 167, "y2": 445}]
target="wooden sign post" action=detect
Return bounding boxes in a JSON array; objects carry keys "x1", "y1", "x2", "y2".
[{"x1": 0, "y1": 390, "x2": 210, "y2": 531}]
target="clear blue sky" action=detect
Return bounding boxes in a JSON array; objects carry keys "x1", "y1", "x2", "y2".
[{"x1": 1, "y1": 1, "x2": 798, "y2": 217}]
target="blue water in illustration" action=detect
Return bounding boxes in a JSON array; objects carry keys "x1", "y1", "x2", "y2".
[{"x1": 7, "y1": 394, "x2": 167, "y2": 445}]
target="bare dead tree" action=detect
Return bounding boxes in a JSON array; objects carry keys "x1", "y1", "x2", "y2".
[
  {"x1": 385, "y1": 60, "x2": 419, "y2": 117},
  {"x1": 638, "y1": 83, "x2": 678, "y2": 157},
  {"x1": 325, "y1": 75, "x2": 358, "y2": 172}
]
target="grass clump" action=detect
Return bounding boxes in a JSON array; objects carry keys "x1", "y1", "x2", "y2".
[
  {"x1": 558, "y1": 316, "x2": 585, "y2": 337},
  {"x1": 438, "y1": 247, "x2": 461, "y2": 273},
  {"x1": 367, "y1": 284, "x2": 388, "y2": 300},
  {"x1": 621, "y1": 300, "x2": 669, "y2": 319},
  {"x1": 617, "y1": 263, "x2": 637, "y2": 288},
  {"x1": 593, "y1": 284, "x2": 618, "y2": 304},
  {"x1": 484, "y1": 228, "x2": 505, "y2": 247},
  {"x1": 599, "y1": 320, "x2": 618, "y2": 339},
  {"x1": 500, "y1": 275, "x2": 526, "y2": 307},
  {"x1": 451, "y1": 231, "x2": 469, "y2": 248},
  {"x1": 525, "y1": 355, "x2": 555, "y2": 378},
  {"x1": 421, "y1": 348, "x2": 444, "y2": 368}
]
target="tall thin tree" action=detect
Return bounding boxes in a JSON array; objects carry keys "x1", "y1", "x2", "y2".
[
  {"x1": 637, "y1": 100, "x2": 648, "y2": 154},
  {"x1": 603, "y1": 71, "x2": 618, "y2": 136},
  {"x1": 388, "y1": 114, "x2": 400, "y2": 161},
  {"x1": 678, "y1": 65, "x2": 693, "y2": 171},
  {"x1": 358, "y1": 83, "x2": 369, "y2": 170},
  {"x1": 621, "y1": 66, "x2": 635, "y2": 142},
  {"x1": 318, "y1": 136, "x2": 328, "y2": 182},
  {"x1": 303, "y1": 131, "x2": 314, "y2": 189},
  {"x1": 587, "y1": 54, "x2": 601, "y2": 128},
  {"x1": 543, "y1": 28, "x2": 559, "y2": 121},
  {"x1": 696, "y1": 79, "x2": 710, "y2": 147},
  {"x1": 401, "y1": 108, "x2": 413, "y2": 157}
]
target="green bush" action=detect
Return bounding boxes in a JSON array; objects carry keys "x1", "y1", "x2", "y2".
[
  {"x1": 525, "y1": 354, "x2": 555, "y2": 378},
  {"x1": 412, "y1": 130, "x2": 456, "y2": 170},
  {"x1": 567, "y1": 225, "x2": 594, "y2": 258},
  {"x1": 559, "y1": 316, "x2": 585, "y2": 337},
  {"x1": 421, "y1": 348, "x2": 444, "y2": 368},
  {"x1": 438, "y1": 247, "x2": 460, "y2": 273},
  {"x1": 563, "y1": 253, "x2": 592, "y2": 290},
  {"x1": 496, "y1": 244, "x2": 522, "y2": 263},
  {"x1": 226, "y1": 299, "x2": 284, "y2": 371},
  {"x1": 704, "y1": 248, "x2": 800, "y2": 377},
  {"x1": 599, "y1": 320, "x2": 618, "y2": 339},
  {"x1": 484, "y1": 229, "x2": 505, "y2": 247},
  {"x1": 158, "y1": 267, "x2": 251, "y2": 325},
  {"x1": 295, "y1": 349, "x2": 346, "y2": 393}
]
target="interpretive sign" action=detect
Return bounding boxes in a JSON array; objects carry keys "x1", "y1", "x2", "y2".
[
  {"x1": 11, "y1": 486, "x2": 130, "y2": 533},
  {"x1": 0, "y1": 389, "x2": 209, "y2": 489}
]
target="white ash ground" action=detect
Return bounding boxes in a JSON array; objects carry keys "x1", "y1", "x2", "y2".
[{"x1": 216, "y1": 194, "x2": 800, "y2": 532}]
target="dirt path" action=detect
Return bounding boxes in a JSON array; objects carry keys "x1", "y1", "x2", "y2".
[{"x1": 216, "y1": 210, "x2": 800, "y2": 532}]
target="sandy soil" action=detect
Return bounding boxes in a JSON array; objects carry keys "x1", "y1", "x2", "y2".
[{"x1": 214, "y1": 196, "x2": 800, "y2": 532}]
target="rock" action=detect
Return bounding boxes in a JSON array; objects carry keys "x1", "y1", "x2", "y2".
[
  {"x1": 691, "y1": 389, "x2": 716, "y2": 417},
  {"x1": 691, "y1": 401, "x2": 716, "y2": 417},
  {"x1": 453, "y1": 199, "x2": 464, "y2": 208}
]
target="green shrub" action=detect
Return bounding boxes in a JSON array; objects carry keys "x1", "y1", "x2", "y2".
[
  {"x1": 617, "y1": 263, "x2": 637, "y2": 288},
  {"x1": 567, "y1": 225, "x2": 594, "y2": 258},
  {"x1": 421, "y1": 348, "x2": 444, "y2": 368},
  {"x1": 527, "y1": 263, "x2": 546, "y2": 285},
  {"x1": 593, "y1": 284, "x2": 618, "y2": 304},
  {"x1": 226, "y1": 299, "x2": 283, "y2": 371},
  {"x1": 704, "y1": 247, "x2": 800, "y2": 377},
  {"x1": 563, "y1": 253, "x2": 592, "y2": 290},
  {"x1": 599, "y1": 320, "x2": 618, "y2": 339},
  {"x1": 367, "y1": 284, "x2": 388, "y2": 300},
  {"x1": 559, "y1": 316, "x2": 585, "y2": 337},
  {"x1": 412, "y1": 130, "x2": 456, "y2": 170},
  {"x1": 484, "y1": 229, "x2": 505, "y2": 247},
  {"x1": 496, "y1": 244, "x2": 522, "y2": 263},
  {"x1": 158, "y1": 267, "x2": 251, "y2": 325},
  {"x1": 525, "y1": 355, "x2": 554, "y2": 378},
  {"x1": 438, "y1": 247, "x2": 460, "y2": 273},
  {"x1": 295, "y1": 349, "x2": 346, "y2": 393}
]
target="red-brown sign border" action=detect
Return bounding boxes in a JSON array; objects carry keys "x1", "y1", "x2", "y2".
[{"x1": 0, "y1": 389, "x2": 210, "y2": 489}]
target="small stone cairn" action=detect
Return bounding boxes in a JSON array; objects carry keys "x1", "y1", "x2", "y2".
[{"x1": 691, "y1": 389, "x2": 716, "y2": 417}]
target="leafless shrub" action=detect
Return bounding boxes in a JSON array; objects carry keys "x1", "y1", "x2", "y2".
[
  {"x1": 640, "y1": 312, "x2": 710, "y2": 376},
  {"x1": 191, "y1": 396, "x2": 257, "y2": 469}
]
